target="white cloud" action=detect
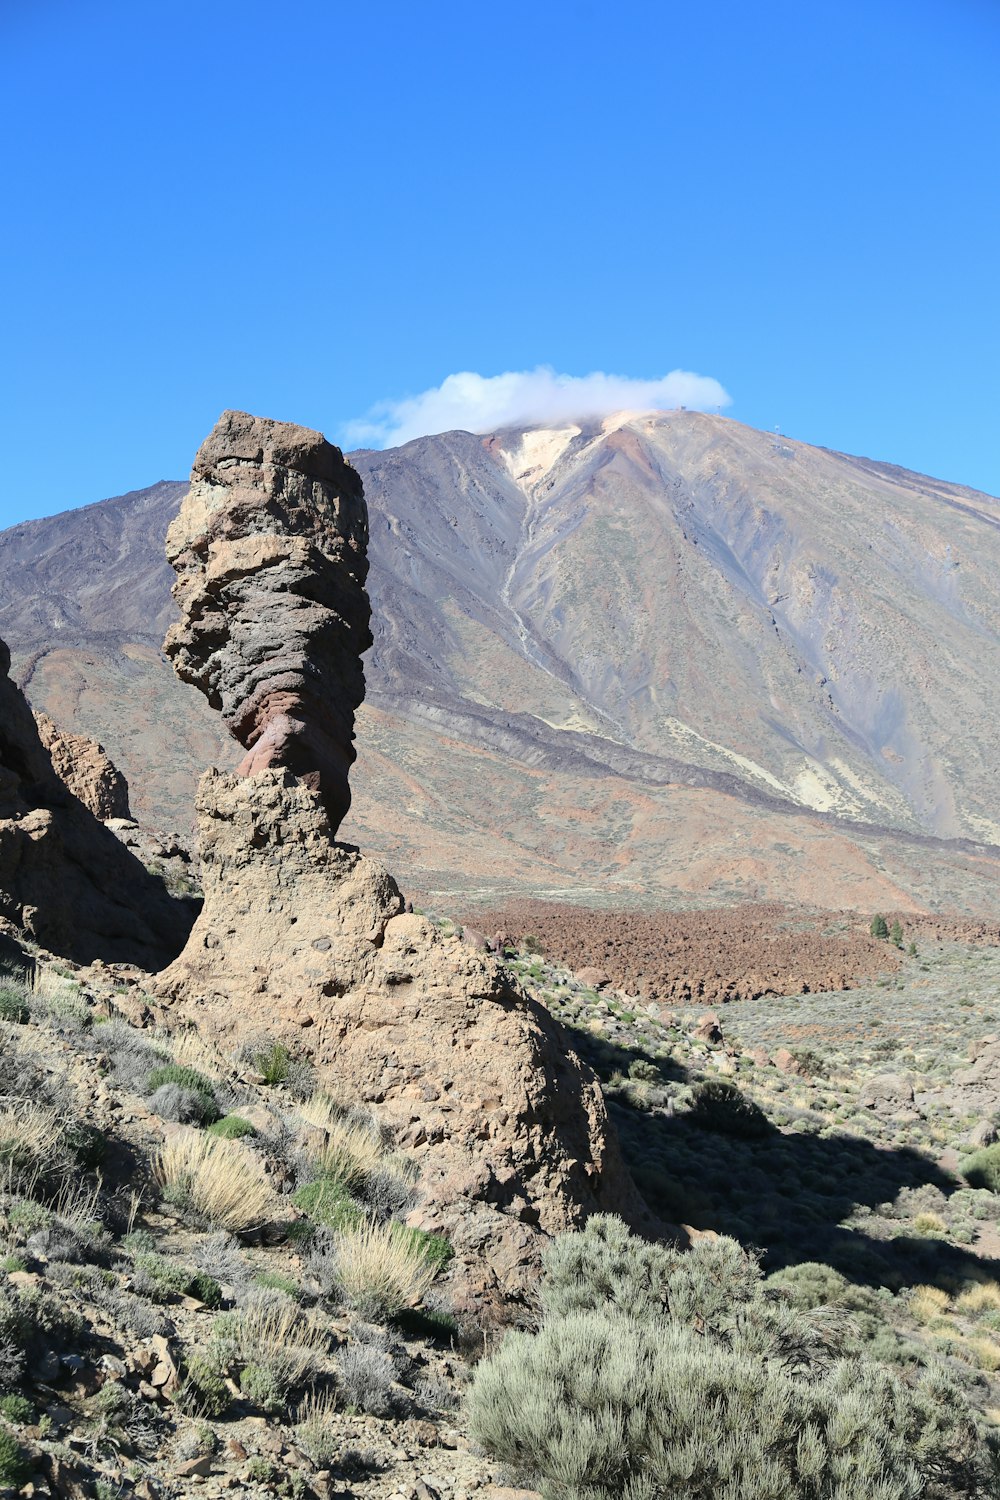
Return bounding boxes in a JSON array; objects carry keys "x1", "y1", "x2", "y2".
[{"x1": 342, "y1": 365, "x2": 731, "y2": 448}]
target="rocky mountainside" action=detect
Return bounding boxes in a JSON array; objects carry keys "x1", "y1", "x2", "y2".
[{"x1": 1, "y1": 412, "x2": 999, "y2": 912}]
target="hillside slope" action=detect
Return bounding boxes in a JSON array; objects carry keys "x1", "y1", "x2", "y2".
[{"x1": 1, "y1": 413, "x2": 998, "y2": 911}]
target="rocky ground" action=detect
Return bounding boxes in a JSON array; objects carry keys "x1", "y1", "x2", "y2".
[
  {"x1": 464, "y1": 898, "x2": 999, "y2": 1005},
  {"x1": 5, "y1": 923, "x2": 1000, "y2": 1494}
]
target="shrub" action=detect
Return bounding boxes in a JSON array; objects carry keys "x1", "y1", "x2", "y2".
[
  {"x1": 961, "y1": 1145, "x2": 1000, "y2": 1194},
  {"x1": 870, "y1": 914, "x2": 889, "y2": 939},
  {"x1": 294, "y1": 1389, "x2": 339, "y2": 1467},
  {"x1": 240, "y1": 1361, "x2": 287, "y2": 1414},
  {"x1": 308, "y1": 1119, "x2": 385, "y2": 1194},
  {"x1": 0, "y1": 1428, "x2": 30, "y2": 1487},
  {"x1": 294, "y1": 1178, "x2": 364, "y2": 1232},
  {"x1": 153, "y1": 1129, "x2": 274, "y2": 1230},
  {"x1": 176, "y1": 1351, "x2": 230, "y2": 1418},
  {"x1": 767, "y1": 1261, "x2": 849, "y2": 1311},
  {"x1": 366, "y1": 1165, "x2": 417, "y2": 1223},
  {"x1": 211, "y1": 1300, "x2": 328, "y2": 1391},
  {"x1": 687, "y1": 1079, "x2": 770, "y2": 1138},
  {"x1": 957, "y1": 1281, "x2": 1000, "y2": 1317},
  {"x1": 207, "y1": 1114, "x2": 257, "y2": 1140},
  {"x1": 337, "y1": 1340, "x2": 395, "y2": 1416},
  {"x1": 0, "y1": 1101, "x2": 73, "y2": 1196},
  {"x1": 131, "y1": 1253, "x2": 192, "y2": 1301},
  {"x1": 248, "y1": 1041, "x2": 292, "y2": 1085},
  {"x1": 0, "y1": 1393, "x2": 31, "y2": 1423},
  {"x1": 145, "y1": 1064, "x2": 219, "y2": 1122},
  {"x1": 469, "y1": 1217, "x2": 996, "y2": 1499},
  {"x1": 254, "y1": 1271, "x2": 300, "y2": 1300},
  {"x1": 320, "y1": 1219, "x2": 439, "y2": 1320},
  {"x1": 0, "y1": 984, "x2": 29, "y2": 1024},
  {"x1": 392, "y1": 1226, "x2": 453, "y2": 1272},
  {"x1": 148, "y1": 1082, "x2": 216, "y2": 1126}
]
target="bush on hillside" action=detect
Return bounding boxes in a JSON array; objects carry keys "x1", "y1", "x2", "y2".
[
  {"x1": 687, "y1": 1079, "x2": 770, "y2": 1138},
  {"x1": 467, "y1": 1215, "x2": 999, "y2": 1500},
  {"x1": 961, "y1": 1145, "x2": 1000, "y2": 1194}
]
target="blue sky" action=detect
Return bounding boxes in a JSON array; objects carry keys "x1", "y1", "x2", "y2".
[{"x1": 1, "y1": 0, "x2": 997, "y2": 526}]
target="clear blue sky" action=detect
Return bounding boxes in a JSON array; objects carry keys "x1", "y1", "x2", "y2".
[{"x1": 1, "y1": 0, "x2": 997, "y2": 526}]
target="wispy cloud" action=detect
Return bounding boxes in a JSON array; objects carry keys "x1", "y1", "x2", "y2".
[{"x1": 342, "y1": 365, "x2": 731, "y2": 448}]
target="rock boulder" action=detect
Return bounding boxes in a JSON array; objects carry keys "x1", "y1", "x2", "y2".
[{"x1": 154, "y1": 770, "x2": 651, "y2": 1299}]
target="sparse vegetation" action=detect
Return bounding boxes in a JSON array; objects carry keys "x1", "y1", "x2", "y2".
[{"x1": 469, "y1": 1215, "x2": 999, "y2": 1499}]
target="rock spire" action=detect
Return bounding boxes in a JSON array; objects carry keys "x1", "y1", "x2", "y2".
[{"x1": 164, "y1": 410, "x2": 371, "y2": 833}]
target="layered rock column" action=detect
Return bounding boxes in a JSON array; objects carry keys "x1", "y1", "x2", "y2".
[
  {"x1": 156, "y1": 410, "x2": 651, "y2": 1300},
  {"x1": 164, "y1": 410, "x2": 371, "y2": 833}
]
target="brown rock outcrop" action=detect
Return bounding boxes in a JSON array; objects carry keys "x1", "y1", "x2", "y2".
[
  {"x1": 0, "y1": 637, "x2": 194, "y2": 965},
  {"x1": 156, "y1": 411, "x2": 650, "y2": 1298},
  {"x1": 34, "y1": 711, "x2": 131, "y2": 820},
  {"x1": 164, "y1": 410, "x2": 370, "y2": 834},
  {"x1": 155, "y1": 770, "x2": 650, "y2": 1298}
]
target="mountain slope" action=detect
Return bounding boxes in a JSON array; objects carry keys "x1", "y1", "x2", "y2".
[{"x1": 1, "y1": 413, "x2": 998, "y2": 911}]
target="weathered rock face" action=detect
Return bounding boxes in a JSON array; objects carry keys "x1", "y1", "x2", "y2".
[
  {"x1": 157, "y1": 411, "x2": 650, "y2": 1299},
  {"x1": 154, "y1": 770, "x2": 651, "y2": 1301},
  {"x1": 34, "y1": 712, "x2": 131, "y2": 821},
  {"x1": 0, "y1": 638, "x2": 195, "y2": 965},
  {"x1": 164, "y1": 410, "x2": 370, "y2": 834}
]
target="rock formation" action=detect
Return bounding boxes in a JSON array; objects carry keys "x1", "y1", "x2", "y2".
[
  {"x1": 164, "y1": 409, "x2": 371, "y2": 834},
  {"x1": 34, "y1": 711, "x2": 132, "y2": 821},
  {"x1": 0, "y1": 636, "x2": 195, "y2": 966},
  {"x1": 156, "y1": 412, "x2": 649, "y2": 1300}
]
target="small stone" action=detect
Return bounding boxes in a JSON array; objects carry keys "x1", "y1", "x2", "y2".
[{"x1": 174, "y1": 1456, "x2": 214, "y2": 1478}]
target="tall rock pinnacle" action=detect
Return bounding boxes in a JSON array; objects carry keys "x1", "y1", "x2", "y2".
[
  {"x1": 156, "y1": 411, "x2": 651, "y2": 1302},
  {"x1": 164, "y1": 410, "x2": 371, "y2": 833}
]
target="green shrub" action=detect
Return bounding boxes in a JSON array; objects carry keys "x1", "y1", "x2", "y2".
[
  {"x1": 687, "y1": 1079, "x2": 770, "y2": 1138},
  {"x1": 145, "y1": 1064, "x2": 219, "y2": 1122},
  {"x1": 293, "y1": 1178, "x2": 364, "y2": 1232},
  {"x1": 870, "y1": 914, "x2": 889, "y2": 939},
  {"x1": 0, "y1": 1393, "x2": 32, "y2": 1423},
  {"x1": 0, "y1": 1428, "x2": 30, "y2": 1487},
  {"x1": 254, "y1": 1271, "x2": 301, "y2": 1300},
  {"x1": 132, "y1": 1253, "x2": 192, "y2": 1300},
  {"x1": 469, "y1": 1216, "x2": 996, "y2": 1500},
  {"x1": 177, "y1": 1352, "x2": 230, "y2": 1418},
  {"x1": 767, "y1": 1261, "x2": 849, "y2": 1311},
  {"x1": 961, "y1": 1144, "x2": 1000, "y2": 1194},
  {"x1": 249, "y1": 1042, "x2": 292, "y2": 1085},
  {"x1": 0, "y1": 985, "x2": 29, "y2": 1024},
  {"x1": 206, "y1": 1114, "x2": 257, "y2": 1140},
  {"x1": 392, "y1": 1226, "x2": 453, "y2": 1271},
  {"x1": 190, "y1": 1271, "x2": 223, "y2": 1308},
  {"x1": 240, "y1": 1361, "x2": 287, "y2": 1415}
]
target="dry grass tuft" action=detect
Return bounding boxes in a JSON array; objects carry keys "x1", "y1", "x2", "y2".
[
  {"x1": 329, "y1": 1218, "x2": 439, "y2": 1318},
  {"x1": 294, "y1": 1388, "x2": 339, "y2": 1466},
  {"x1": 0, "y1": 1101, "x2": 68, "y2": 1193},
  {"x1": 297, "y1": 1095, "x2": 385, "y2": 1190},
  {"x1": 969, "y1": 1336, "x2": 1000, "y2": 1373},
  {"x1": 217, "y1": 1300, "x2": 329, "y2": 1387},
  {"x1": 154, "y1": 1130, "x2": 273, "y2": 1230},
  {"x1": 159, "y1": 1026, "x2": 227, "y2": 1080},
  {"x1": 956, "y1": 1281, "x2": 1000, "y2": 1316},
  {"x1": 912, "y1": 1211, "x2": 948, "y2": 1237},
  {"x1": 910, "y1": 1284, "x2": 951, "y2": 1323}
]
